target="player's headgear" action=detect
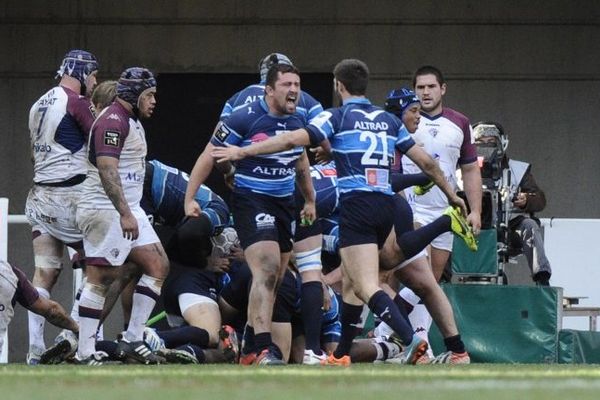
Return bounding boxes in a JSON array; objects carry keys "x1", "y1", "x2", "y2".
[
  {"x1": 384, "y1": 87, "x2": 420, "y2": 117},
  {"x1": 116, "y1": 67, "x2": 157, "y2": 110},
  {"x1": 56, "y1": 50, "x2": 98, "y2": 88},
  {"x1": 259, "y1": 53, "x2": 293, "y2": 82}
]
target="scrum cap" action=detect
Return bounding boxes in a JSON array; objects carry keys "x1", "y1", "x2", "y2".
[
  {"x1": 384, "y1": 87, "x2": 420, "y2": 117},
  {"x1": 56, "y1": 49, "x2": 98, "y2": 86},
  {"x1": 259, "y1": 53, "x2": 293, "y2": 82},
  {"x1": 116, "y1": 67, "x2": 157, "y2": 108}
]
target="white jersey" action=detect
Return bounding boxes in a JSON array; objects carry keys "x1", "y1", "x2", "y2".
[
  {"x1": 28, "y1": 86, "x2": 95, "y2": 184},
  {"x1": 79, "y1": 102, "x2": 146, "y2": 210},
  {"x1": 402, "y1": 107, "x2": 478, "y2": 220}
]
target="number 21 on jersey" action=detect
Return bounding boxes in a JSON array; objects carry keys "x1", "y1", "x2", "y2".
[{"x1": 360, "y1": 131, "x2": 389, "y2": 166}]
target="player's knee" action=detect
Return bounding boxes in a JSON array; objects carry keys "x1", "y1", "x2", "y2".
[{"x1": 32, "y1": 266, "x2": 61, "y2": 289}]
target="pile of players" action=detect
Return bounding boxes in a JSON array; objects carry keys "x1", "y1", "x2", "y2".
[{"x1": 5, "y1": 49, "x2": 484, "y2": 366}]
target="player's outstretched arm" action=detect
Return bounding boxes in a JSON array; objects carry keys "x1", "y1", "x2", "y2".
[
  {"x1": 29, "y1": 297, "x2": 79, "y2": 334},
  {"x1": 185, "y1": 142, "x2": 218, "y2": 216},
  {"x1": 212, "y1": 128, "x2": 311, "y2": 162}
]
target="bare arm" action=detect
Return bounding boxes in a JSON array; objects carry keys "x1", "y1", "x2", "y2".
[
  {"x1": 185, "y1": 142, "x2": 219, "y2": 216},
  {"x1": 405, "y1": 145, "x2": 467, "y2": 215},
  {"x1": 212, "y1": 129, "x2": 314, "y2": 162},
  {"x1": 28, "y1": 297, "x2": 78, "y2": 334},
  {"x1": 461, "y1": 161, "x2": 483, "y2": 233},
  {"x1": 97, "y1": 155, "x2": 138, "y2": 240},
  {"x1": 295, "y1": 150, "x2": 316, "y2": 224}
]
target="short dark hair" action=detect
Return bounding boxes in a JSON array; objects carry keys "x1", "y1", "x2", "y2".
[
  {"x1": 412, "y1": 65, "x2": 445, "y2": 88},
  {"x1": 265, "y1": 63, "x2": 300, "y2": 89},
  {"x1": 333, "y1": 59, "x2": 369, "y2": 95}
]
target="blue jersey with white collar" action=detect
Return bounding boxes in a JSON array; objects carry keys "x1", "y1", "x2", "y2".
[
  {"x1": 219, "y1": 83, "x2": 323, "y2": 123},
  {"x1": 211, "y1": 98, "x2": 306, "y2": 197},
  {"x1": 305, "y1": 98, "x2": 415, "y2": 196}
]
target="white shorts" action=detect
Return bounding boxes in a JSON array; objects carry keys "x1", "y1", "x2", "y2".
[
  {"x1": 0, "y1": 261, "x2": 17, "y2": 354},
  {"x1": 76, "y1": 206, "x2": 159, "y2": 266},
  {"x1": 178, "y1": 293, "x2": 218, "y2": 315},
  {"x1": 166, "y1": 294, "x2": 218, "y2": 328},
  {"x1": 413, "y1": 207, "x2": 454, "y2": 252},
  {"x1": 25, "y1": 184, "x2": 83, "y2": 245}
]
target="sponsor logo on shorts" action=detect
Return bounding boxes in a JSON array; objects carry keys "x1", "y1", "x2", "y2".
[
  {"x1": 110, "y1": 248, "x2": 120, "y2": 258},
  {"x1": 104, "y1": 131, "x2": 120, "y2": 147},
  {"x1": 255, "y1": 213, "x2": 275, "y2": 229}
]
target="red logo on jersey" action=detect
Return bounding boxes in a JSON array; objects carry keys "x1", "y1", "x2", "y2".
[{"x1": 250, "y1": 132, "x2": 269, "y2": 143}]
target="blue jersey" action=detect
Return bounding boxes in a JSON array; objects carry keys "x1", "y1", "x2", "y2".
[
  {"x1": 145, "y1": 160, "x2": 229, "y2": 229},
  {"x1": 211, "y1": 99, "x2": 307, "y2": 197},
  {"x1": 294, "y1": 162, "x2": 339, "y2": 219},
  {"x1": 306, "y1": 98, "x2": 416, "y2": 196},
  {"x1": 310, "y1": 162, "x2": 339, "y2": 218},
  {"x1": 219, "y1": 83, "x2": 323, "y2": 123}
]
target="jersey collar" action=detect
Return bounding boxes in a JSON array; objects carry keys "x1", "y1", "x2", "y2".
[{"x1": 342, "y1": 97, "x2": 371, "y2": 106}]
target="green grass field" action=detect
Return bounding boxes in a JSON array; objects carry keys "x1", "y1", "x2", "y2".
[{"x1": 2, "y1": 364, "x2": 600, "y2": 400}]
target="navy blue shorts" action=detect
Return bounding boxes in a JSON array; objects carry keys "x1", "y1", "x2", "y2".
[
  {"x1": 219, "y1": 262, "x2": 299, "y2": 323},
  {"x1": 162, "y1": 261, "x2": 220, "y2": 317},
  {"x1": 293, "y1": 185, "x2": 324, "y2": 242},
  {"x1": 294, "y1": 218, "x2": 322, "y2": 242},
  {"x1": 232, "y1": 191, "x2": 295, "y2": 253},
  {"x1": 392, "y1": 194, "x2": 415, "y2": 245},
  {"x1": 338, "y1": 192, "x2": 395, "y2": 249}
]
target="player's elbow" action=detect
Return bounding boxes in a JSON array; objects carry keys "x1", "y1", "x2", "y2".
[{"x1": 287, "y1": 130, "x2": 311, "y2": 148}]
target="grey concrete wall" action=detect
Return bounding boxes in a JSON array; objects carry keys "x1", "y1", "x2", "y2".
[{"x1": 1, "y1": 0, "x2": 599, "y2": 361}]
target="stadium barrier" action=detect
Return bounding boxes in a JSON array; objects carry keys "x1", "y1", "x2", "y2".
[
  {"x1": 429, "y1": 284, "x2": 562, "y2": 363},
  {"x1": 558, "y1": 329, "x2": 600, "y2": 363}
]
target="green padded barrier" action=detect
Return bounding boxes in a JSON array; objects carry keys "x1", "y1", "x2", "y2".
[
  {"x1": 429, "y1": 284, "x2": 560, "y2": 363},
  {"x1": 558, "y1": 330, "x2": 600, "y2": 364},
  {"x1": 451, "y1": 228, "x2": 498, "y2": 277}
]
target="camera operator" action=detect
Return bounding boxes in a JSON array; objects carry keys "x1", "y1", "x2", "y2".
[{"x1": 473, "y1": 122, "x2": 551, "y2": 286}]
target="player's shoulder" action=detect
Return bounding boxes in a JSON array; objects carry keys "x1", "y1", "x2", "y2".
[
  {"x1": 94, "y1": 103, "x2": 130, "y2": 132},
  {"x1": 441, "y1": 107, "x2": 471, "y2": 128},
  {"x1": 232, "y1": 84, "x2": 265, "y2": 102},
  {"x1": 30, "y1": 86, "x2": 65, "y2": 109},
  {"x1": 228, "y1": 99, "x2": 265, "y2": 122}
]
